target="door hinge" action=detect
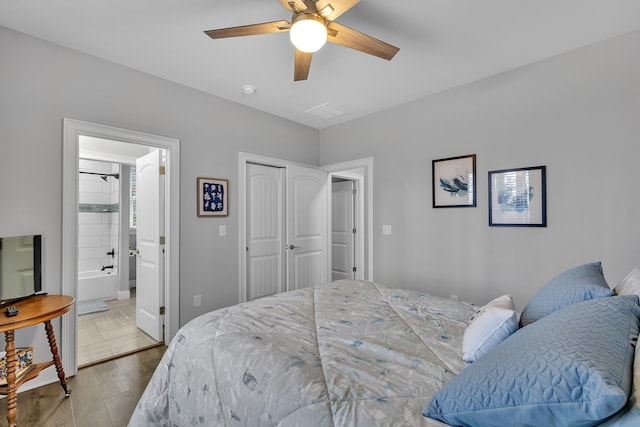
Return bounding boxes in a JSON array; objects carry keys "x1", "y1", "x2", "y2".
[
  {"x1": 352, "y1": 188, "x2": 356, "y2": 195},
  {"x1": 352, "y1": 267, "x2": 357, "y2": 272},
  {"x1": 159, "y1": 166, "x2": 166, "y2": 175},
  {"x1": 352, "y1": 228, "x2": 357, "y2": 234},
  {"x1": 159, "y1": 306, "x2": 165, "y2": 315}
]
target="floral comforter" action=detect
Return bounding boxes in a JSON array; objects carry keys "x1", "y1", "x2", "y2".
[{"x1": 129, "y1": 280, "x2": 476, "y2": 426}]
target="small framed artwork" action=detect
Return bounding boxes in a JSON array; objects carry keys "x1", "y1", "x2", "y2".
[
  {"x1": 488, "y1": 166, "x2": 546, "y2": 227},
  {"x1": 197, "y1": 177, "x2": 228, "y2": 217},
  {"x1": 432, "y1": 154, "x2": 477, "y2": 208}
]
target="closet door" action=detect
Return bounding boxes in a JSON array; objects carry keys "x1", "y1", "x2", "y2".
[
  {"x1": 286, "y1": 164, "x2": 328, "y2": 290},
  {"x1": 246, "y1": 164, "x2": 285, "y2": 299}
]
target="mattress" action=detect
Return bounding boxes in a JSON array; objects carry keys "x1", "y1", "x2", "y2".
[{"x1": 129, "y1": 280, "x2": 476, "y2": 426}]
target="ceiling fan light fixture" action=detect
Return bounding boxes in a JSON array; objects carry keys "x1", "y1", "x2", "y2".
[{"x1": 289, "y1": 14, "x2": 327, "y2": 53}]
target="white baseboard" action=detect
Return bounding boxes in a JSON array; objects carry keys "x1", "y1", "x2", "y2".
[{"x1": 117, "y1": 290, "x2": 131, "y2": 300}]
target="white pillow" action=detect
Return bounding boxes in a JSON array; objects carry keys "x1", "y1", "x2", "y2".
[
  {"x1": 614, "y1": 266, "x2": 640, "y2": 296},
  {"x1": 462, "y1": 294, "x2": 518, "y2": 363}
]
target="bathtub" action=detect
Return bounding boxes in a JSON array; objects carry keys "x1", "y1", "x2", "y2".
[{"x1": 77, "y1": 269, "x2": 118, "y2": 302}]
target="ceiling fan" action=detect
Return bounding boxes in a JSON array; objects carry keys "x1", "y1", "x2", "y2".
[{"x1": 204, "y1": 0, "x2": 400, "y2": 81}]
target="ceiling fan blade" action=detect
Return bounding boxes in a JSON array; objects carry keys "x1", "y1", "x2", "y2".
[
  {"x1": 315, "y1": 0, "x2": 360, "y2": 21},
  {"x1": 327, "y1": 22, "x2": 399, "y2": 60},
  {"x1": 204, "y1": 20, "x2": 290, "y2": 39},
  {"x1": 279, "y1": 0, "x2": 308, "y2": 13},
  {"x1": 294, "y1": 49, "x2": 313, "y2": 81}
]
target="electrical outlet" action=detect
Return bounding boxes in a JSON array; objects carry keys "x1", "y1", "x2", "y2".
[
  {"x1": 194, "y1": 294, "x2": 202, "y2": 307},
  {"x1": 382, "y1": 225, "x2": 392, "y2": 235}
]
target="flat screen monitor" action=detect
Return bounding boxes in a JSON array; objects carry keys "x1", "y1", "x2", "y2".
[{"x1": 0, "y1": 234, "x2": 42, "y2": 304}]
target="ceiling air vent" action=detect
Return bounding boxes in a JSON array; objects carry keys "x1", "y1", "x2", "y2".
[{"x1": 306, "y1": 103, "x2": 346, "y2": 120}]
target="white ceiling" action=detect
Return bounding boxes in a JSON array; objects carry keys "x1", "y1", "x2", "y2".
[{"x1": 1, "y1": 0, "x2": 639, "y2": 129}]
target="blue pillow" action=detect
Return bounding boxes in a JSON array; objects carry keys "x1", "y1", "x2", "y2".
[
  {"x1": 520, "y1": 261, "x2": 613, "y2": 326},
  {"x1": 424, "y1": 295, "x2": 640, "y2": 427}
]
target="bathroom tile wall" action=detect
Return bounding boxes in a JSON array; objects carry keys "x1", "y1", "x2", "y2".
[{"x1": 78, "y1": 160, "x2": 120, "y2": 273}]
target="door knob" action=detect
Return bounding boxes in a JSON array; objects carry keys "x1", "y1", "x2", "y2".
[{"x1": 287, "y1": 244, "x2": 296, "y2": 250}]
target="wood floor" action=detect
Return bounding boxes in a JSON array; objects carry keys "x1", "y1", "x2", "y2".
[
  {"x1": 0, "y1": 345, "x2": 166, "y2": 427},
  {"x1": 78, "y1": 290, "x2": 160, "y2": 367}
]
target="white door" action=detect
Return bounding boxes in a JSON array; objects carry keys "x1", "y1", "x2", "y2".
[
  {"x1": 331, "y1": 180, "x2": 356, "y2": 281},
  {"x1": 135, "y1": 150, "x2": 164, "y2": 341},
  {"x1": 246, "y1": 164, "x2": 285, "y2": 299},
  {"x1": 286, "y1": 164, "x2": 328, "y2": 290}
]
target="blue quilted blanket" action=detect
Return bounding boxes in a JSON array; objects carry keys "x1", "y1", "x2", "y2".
[{"x1": 129, "y1": 280, "x2": 476, "y2": 426}]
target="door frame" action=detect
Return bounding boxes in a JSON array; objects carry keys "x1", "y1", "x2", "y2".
[
  {"x1": 323, "y1": 157, "x2": 373, "y2": 281},
  {"x1": 62, "y1": 118, "x2": 180, "y2": 376},
  {"x1": 238, "y1": 153, "x2": 374, "y2": 303}
]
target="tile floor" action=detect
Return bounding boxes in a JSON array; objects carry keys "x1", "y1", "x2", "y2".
[{"x1": 78, "y1": 289, "x2": 161, "y2": 368}]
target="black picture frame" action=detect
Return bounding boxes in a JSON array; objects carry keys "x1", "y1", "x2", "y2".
[
  {"x1": 432, "y1": 154, "x2": 477, "y2": 208},
  {"x1": 488, "y1": 166, "x2": 546, "y2": 227}
]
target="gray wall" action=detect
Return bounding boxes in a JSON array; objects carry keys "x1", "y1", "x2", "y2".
[
  {"x1": 319, "y1": 30, "x2": 640, "y2": 310},
  {"x1": 0, "y1": 26, "x2": 318, "y2": 362},
  {"x1": 2, "y1": 22, "x2": 639, "y2": 374}
]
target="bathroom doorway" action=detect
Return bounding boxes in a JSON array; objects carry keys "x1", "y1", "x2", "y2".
[
  {"x1": 76, "y1": 138, "x2": 164, "y2": 367},
  {"x1": 62, "y1": 118, "x2": 180, "y2": 376}
]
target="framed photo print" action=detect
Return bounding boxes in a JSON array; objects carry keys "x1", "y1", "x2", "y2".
[
  {"x1": 197, "y1": 177, "x2": 228, "y2": 217},
  {"x1": 488, "y1": 166, "x2": 546, "y2": 227},
  {"x1": 432, "y1": 154, "x2": 476, "y2": 208}
]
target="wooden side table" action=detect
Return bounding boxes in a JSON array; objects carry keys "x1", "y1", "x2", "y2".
[{"x1": 0, "y1": 295, "x2": 74, "y2": 427}]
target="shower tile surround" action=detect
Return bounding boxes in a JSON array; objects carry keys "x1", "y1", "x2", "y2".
[{"x1": 78, "y1": 159, "x2": 120, "y2": 275}]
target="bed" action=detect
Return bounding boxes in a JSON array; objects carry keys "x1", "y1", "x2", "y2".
[{"x1": 130, "y1": 263, "x2": 640, "y2": 427}]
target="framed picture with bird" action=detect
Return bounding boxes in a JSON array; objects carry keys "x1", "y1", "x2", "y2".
[{"x1": 432, "y1": 154, "x2": 477, "y2": 208}]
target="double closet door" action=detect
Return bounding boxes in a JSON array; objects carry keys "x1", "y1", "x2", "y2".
[{"x1": 246, "y1": 163, "x2": 328, "y2": 300}]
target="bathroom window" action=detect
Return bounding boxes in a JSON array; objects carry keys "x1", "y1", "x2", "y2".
[{"x1": 130, "y1": 166, "x2": 137, "y2": 228}]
